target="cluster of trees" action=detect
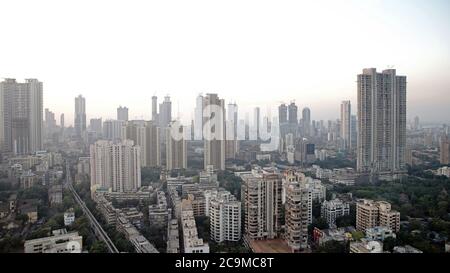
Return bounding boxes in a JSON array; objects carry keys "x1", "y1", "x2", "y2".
[
  {"x1": 141, "y1": 167, "x2": 161, "y2": 186},
  {"x1": 217, "y1": 171, "x2": 243, "y2": 200},
  {"x1": 314, "y1": 154, "x2": 356, "y2": 170}
]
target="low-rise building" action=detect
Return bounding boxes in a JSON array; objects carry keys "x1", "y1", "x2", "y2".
[
  {"x1": 365, "y1": 226, "x2": 396, "y2": 241},
  {"x1": 350, "y1": 240, "x2": 383, "y2": 253},
  {"x1": 64, "y1": 209, "x2": 75, "y2": 226},
  {"x1": 321, "y1": 199, "x2": 350, "y2": 228},
  {"x1": 393, "y1": 245, "x2": 423, "y2": 253},
  {"x1": 181, "y1": 202, "x2": 209, "y2": 253},
  {"x1": 167, "y1": 219, "x2": 180, "y2": 253},
  {"x1": 313, "y1": 226, "x2": 355, "y2": 246},
  {"x1": 24, "y1": 229, "x2": 83, "y2": 253},
  {"x1": 48, "y1": 184, "x2": 63, "y2": 206}
]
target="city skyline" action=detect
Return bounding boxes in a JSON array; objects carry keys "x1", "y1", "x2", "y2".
[{"x1": 1, "y1": 0, "x2": 449, "y2": 125}]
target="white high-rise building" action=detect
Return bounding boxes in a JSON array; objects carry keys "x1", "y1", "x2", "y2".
[
  {"x1": 0, "y1": 78, "x2": 43, "y2": 155},
  {"x1": 209, "y1": 190, "x2": 241, "y2": 243},
  {"x1": 241, "y1": 168, "x2": 283, "y2": 241},
  {"x1": 203, "y1": 93, "x2": 226, "y2": 171},
  {"x1": 117, "y1": 106, "x2": 129, "y2": 121},
  {"x1": 285, "y1": 180, "x2": 312, "y2": 252},
  {"x1": 90, "y1": 139, "x2": 141, "y2": 193},
  {"x1": 357, "y1": 68, "x2": 407, "y2": 179},
  {"x1": 340, "y1": 100, "x2": 351, "y2": 150}
]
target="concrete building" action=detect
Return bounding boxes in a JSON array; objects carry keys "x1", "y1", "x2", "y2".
[
  {"x1": 90, "y1": 140, "x2": 141, "y2": 193},
  {"x1": 350, "y1": 240, "x2": 383, "y2": 253},
  {"x1": 74, "y1": 95, "x2": 86, "y2": 138},
  {"x1": 365, "y1": 226, "x2": 396, "y2": 241},
  {"x1": 285, "y1": 180, "x2": 312, "y2": 252},
  {"x1": 203, "y1": 93, "x2": 226, "y2": 171},
  {"x1": 356, "y1": 199, "x2": 400, "y2": 233},
  {"x1": 313, "y1": 226, "x2": 355, "y2": 246},
  {"x1": 64, "y1": 209, "x2": 75, "y2": 226},
  {"x1": 24, "y1": 229, "x2": 82, "y2": 253},
  {"x1": 340, "y1": 100, "x2": 351, "y2": 150},
  {"x1": 102, "y1": 119, "x2": 125, "y2": 141},
  {"x1": 241, "y1": 168, "x2": 283, "y2": 241},
  {"x1": 167, "y1": 219, "x2": 180, "y2": 253},
  {"x1": 181, "y1": 202, "x2": 209, "y2": 253},
  {"x1": 0, "y1": 79, "x2": 43, "y2": 155},
  {"x1": 302, "y1": 107, "x2": 311, "y2": 137},
  {"x1": 357, "y1": 68, "x2": 407, "y2": 179},
  {"x1": 209, "y1": 190, "x2": 241, "y2": 243},
  {"x1": 440, "y1": 135, "x2": 450, "y2": 165},
  {"x1": 165, "y1": 125, "x2": 187, "y2": 170},
  {"x1": 117, "y1": 106, "x2": 129, "y2": 121},
  {"x1": 148, "y1": 191, "x2": 171, "y2": 229},
  {"x1": 321, "y1": 199, "x2": 350, "y2": 228}
]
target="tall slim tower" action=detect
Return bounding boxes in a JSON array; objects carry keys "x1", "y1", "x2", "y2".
[
  {"x1": 60, "y1": 114, "x2": 65, "y2": 129},
  {"x1": 74, "y1": 95, "x2": 86, "y2": 137},
  {"x1": 194, "y1": 94, "x2": 204, "y2": 140},
  {"x1": 166, "y1": 126, "x2": 187, "y2": 171},
  {"x1": 0, "y1": 78, "x2": 43, "y2": 155},
  {"x1": 340, "y1": 101, "x2": 351, "y2": 150},
  {"x1": 279, "y1": 103, "x2": 288, "y2": 124},
  {"x1": 203, "y1": 93, "x2": 225, "y2": 171},
  {"x1": 152, "y1": 96, "x2": 158, "y2": 123},
  {"x1": 288, "y1": 102, "x2": 298, "y2": 125},
  {"x1": 159, "y1": 95, "x2": 172, "y2": 128},
  {"x1": 254, "y1": 107, "x2": 260, "y2": 140},
  {"x1": 302, "y1": 107, "x2": 311, "y2": 137},
  {"x1": 357, "y1": 68, "x2": 407, "y2": 178}
]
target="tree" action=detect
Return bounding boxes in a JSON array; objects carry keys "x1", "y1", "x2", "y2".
[
  {"x1": 90, "y1": 241, "x2": 108, "y2": 253},
  {"x1": 383, "y1": 237, "x2": 398, "y2": 252},
  {"x1": 308, "y1": 217, "x2": 329, "y2": 236},
  {"x1": 316, "y1": 240, "x2": 348, "y2": 253}
]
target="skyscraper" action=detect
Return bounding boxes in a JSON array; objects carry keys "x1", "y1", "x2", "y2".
[
  {"x1": 0, "y1": 78, "x2": 43, "y2": 155},
  {"x1": 45, "y1": 108, "x2": 56, "y2": 137},
  {"x1": 159, "y1": 96, "x2": 172, "y2": 128},
  {"x1": 60, "y1": 114, "x2": 65, "y2": 130},
  {"x1": 302, "y1": 107, "x2": 311, "y2": 137},
  {"x1": 194, "y1": 94, "x2": 204, "y2": 141},
  {"x1": 165, "y1": 125, "x2": 187, "y2": 171},
  {"x1": 151, "y1": 96, "x2": 158, "y2": 122},
  {"x1": 203, "y1": 93, "x2": 225, "y2": 171},
  {"x1": 340, "y1": 101, "x2": 351, "y2": 150},
  {"x1": 357, "y1": 68, "x2": 407, "y2": 179},
  {"x1": 227, "y1": 102, "x2": 238, "y2": 139},
  {"x1": 74, "y1": 95, "x2": 86, "y2": 138},
  {"x1": 117, "y1": 106, "x2": 129, "y2": 121},
  {"x1": 278, "y1": 103, "x2": 288, "y2": 124},
  {"x1": 90, "y1": 139, "x2": 141, "y2": 193},
  {"x1": 288, "y1": 102, "x2": 298, "y2": 125},
  {"x1": 253, "y1": 107, "x2": 260, "y2": 140}
]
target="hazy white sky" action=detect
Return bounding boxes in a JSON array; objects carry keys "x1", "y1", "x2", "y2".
[{"x1": 1, "y1": 0, "x2": 449, "y2": 125}]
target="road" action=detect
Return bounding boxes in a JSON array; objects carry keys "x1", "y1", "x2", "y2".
[{"x1": 65, "y1": 163, "x2": 119, "y2": 253}]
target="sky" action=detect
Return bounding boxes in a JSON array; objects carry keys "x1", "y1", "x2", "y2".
[{"x1": 0, "y1": 0, "x2": 449, "y2": 126}]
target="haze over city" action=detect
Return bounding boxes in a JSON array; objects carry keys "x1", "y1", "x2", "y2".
[{"x1": 0, "y1": 0, "x2": 449, "y2": 125}]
